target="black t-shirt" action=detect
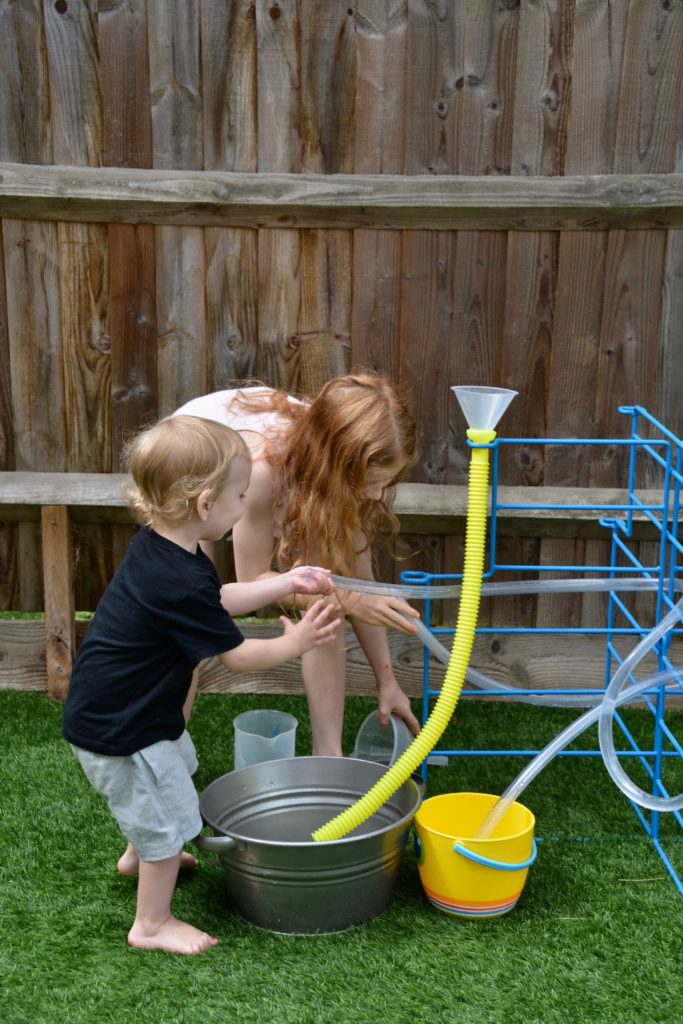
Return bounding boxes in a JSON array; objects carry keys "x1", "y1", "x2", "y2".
[{"x1": 62, "y1": 527, "x2": 244, "y2": 756}]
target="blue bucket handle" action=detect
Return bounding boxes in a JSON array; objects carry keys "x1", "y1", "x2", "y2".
[{"x1": 453, "y1": 838, "x2": 537, "y2": 872}]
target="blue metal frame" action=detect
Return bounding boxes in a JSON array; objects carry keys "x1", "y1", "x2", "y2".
[{"x1": 401, "y1": 406, "x2": 683, "y2": 895}]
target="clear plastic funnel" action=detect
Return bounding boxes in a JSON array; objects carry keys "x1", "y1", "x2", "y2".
[{"x1": 452, "y1": 385, "x2": 517, "y2": 431}]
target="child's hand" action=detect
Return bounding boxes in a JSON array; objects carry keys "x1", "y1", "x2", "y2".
[
  {"x1": 279, "y1": 598, "x2": 338, "y2": 654},
  {"x1": 285, "y1": 566, "x2": 335, "y2": 597}
]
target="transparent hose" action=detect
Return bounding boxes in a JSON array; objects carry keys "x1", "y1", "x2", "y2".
[
  {"x1": 413, "y1": 618, "x2": 645, "y2": 708},
  {"x1": 329, "y1": 574, "x2": 683, "y2": 602},
  {"x1": 597, "y1": 598, "x2": 683, "y2": 812},
  {"x1": 475, "y1": 665, "x2": 683, "y2": 841},
  {"x1": 330, "y1": 574, "x2": 683, "y2": 707}
]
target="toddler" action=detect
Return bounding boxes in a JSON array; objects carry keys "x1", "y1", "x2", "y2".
[{"x1": 62, "y1": 415, "x2": 337, "y2": 955}]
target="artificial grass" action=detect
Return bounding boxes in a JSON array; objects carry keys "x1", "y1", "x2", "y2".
[{"x1": 1, "y1": 691, "x2": 682, "y2": 1024}]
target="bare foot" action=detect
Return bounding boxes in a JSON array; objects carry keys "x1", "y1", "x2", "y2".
[
  {"x1": 128, "y1": 915, "x2": 219, "y2": 955},
  {"x1": 117, "y1": 848, "x2": 198, "y2": 877}
]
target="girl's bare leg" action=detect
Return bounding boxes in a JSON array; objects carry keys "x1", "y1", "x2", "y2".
[
  {"x1": 301, "y1": 625, "x2": 348, "y2": 756},
  {"x1": 117, "y1": 842, "x2": 197, "y2": 877},
  {"x1": 183, "y1": 666, "x2": 201, "y2": 724},
  {"x1": 127, "y1": 852, "x2": 218, "y2": 954}
]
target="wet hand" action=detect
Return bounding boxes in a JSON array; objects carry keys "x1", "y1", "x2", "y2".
[
  {"x1": 280, "y1": 598, "x2": 339, "y2": 653},
  {"x1": 377, "y1": 680, "x2": 421, "y2": 736},
  {"x1": 288, "y1": 566, "x2": 335, "y2": 597},
  {"x1": 349, "y1": 593, "x2": 420, "y2": 634}
]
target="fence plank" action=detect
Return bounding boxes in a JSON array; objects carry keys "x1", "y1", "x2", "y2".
[
  {"x1": 538, "y1": 0, "x2": 628, "y2": 630},
  {"x1": 96, "y1": 0, "x2": 154, "y2": 593},
  {"x1": 351, "y1": 2, "x2": 408, "y2": 562},
  {"x1": 397, "y1": 1, "x2": 458, "y2": 608},
  {"x1": 352, "y1": 4, "x2": 406, "y2": 586},
  {"x1": 603, "y1": 0, "x2": 683, "y2": 630},
  {"x1": 147, "y1": 0, "x2": 206, "y2": 417},
  {"x1": 44, "y1": 0, "x2": 101, "y2": 167},
  {"x1": 501, "y1": 1, "x2": 570, "y2": 629},
  {"x1": 450, "y1": 3, "x2": 517, "y2": 625},
  {"x1": 202, "y1": 0, "x2": 258, "y2": 393},
  {"x1": 44, "y1": 0, "x2": 112, "y2": 608},
  {"x1": 0, "y1": 221, "x2": 18, "y2": 610},
  {"x1": 0, "y1": 0, "x2": 51, "y2": 164},
  {"x1": 0, "y1": 2, "x2": 54, "y2": 611},
  {"x1": 3, "y1": 218, "x2": 64, "y2": 610},
  {"x1": 254, "y1": 0, "x2": 301, "y2": 389},
  {"x1": 41, "y1": 505, "x2": 75, "y2": 699},
  {"x1": 147, "y1": 0, "x2": 201, "y2": 171},
  {"x1": 98, "y1": 0, "x2": 153, "y2": 168},
  {"x1": 293, "y1": 1, "x2": 354, "y2": 393},
  {"x1": 656, "y1": 103, "x2": 683, "y2": 441}
]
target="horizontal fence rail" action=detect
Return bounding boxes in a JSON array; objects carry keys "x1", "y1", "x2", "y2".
[{"x1": 2, "y1": 164, "x2": 683, "y2": 230}]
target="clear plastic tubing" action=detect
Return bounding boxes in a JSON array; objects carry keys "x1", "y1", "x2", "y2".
[
  {"x1": 330, "y1": 573, "x2": 683, "y2": 823},
  {"x1": 330, "y1": 573, "x2": 683, "y2": 602},
  {"x1": 598, "y1": 598, "x2": 683, "y2": 813},
  {"x1": 475, "y1": 665, "x2": 683, "y2": 841},
  {"x1": 331, "y1": 573, "x2": 683, "y2": 707}
]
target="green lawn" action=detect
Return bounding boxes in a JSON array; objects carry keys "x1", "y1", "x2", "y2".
[{"x1": 1, "y1": 691, "x2": 682, "y2": 1024}]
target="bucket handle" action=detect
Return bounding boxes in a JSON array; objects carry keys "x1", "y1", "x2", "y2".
[
  {"x1": 194, "y1": 833, "x2": 238, "y2": 852},
  {"x1": 453, "y1": 838, "x2": 537, "y2": 872}
]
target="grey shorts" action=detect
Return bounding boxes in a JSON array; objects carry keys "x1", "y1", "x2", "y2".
[{"x1": 70, "y1": 730, "x2": 203, "y2": 862}]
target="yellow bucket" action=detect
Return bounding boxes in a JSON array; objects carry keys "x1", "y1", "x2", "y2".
[{"x1": 414, "y1": 792, "x2": 536, "y2": 918}]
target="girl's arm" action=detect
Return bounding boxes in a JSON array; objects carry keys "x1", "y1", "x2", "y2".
[
  {"x1": 350, "y1": 617, "x2": 420, "y2": 734},
  {"x1": 344, "y1": 547, "x2": 420, "y2": 734},
  {"x1": 331, "y1": 544, "x2": 420, "y2": 634}
]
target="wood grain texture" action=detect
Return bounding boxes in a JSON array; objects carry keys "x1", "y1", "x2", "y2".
[
  {"x1": 148, "y1": 0, "x2": 202, "y2": 172},
  {"x1": 108, "y1": 222, "x2": 157, "y2": 464},
  {"x1": 351, "y1": 0, "x2": 407, "y2": 446},
  {"x1": 155, "y1": 225, "x2": 208, "y2": 415},
  {"x1": 656, "y1": 97, "x2": 683, "y2": 441},
  {"x1": 4, "y1": 617, "x2": 680, "y2": 705},
  {"x1": 0, "y1": 0, "x2": 51, "y2": 164},
  {"x1": 202, "y1": 0, "x2": 258, "y2": 392},
  {"x1": 1, "y1": 473, "x2": 667, "y2": 538},
  {"x1": 41, "y1": 505, "x2": 74, "y2": 699},
  {"x1": 255, "y1": 0, "x2": 301, "y2": 391},
  {"x1": 201, "y1": 0, "x2": 257, "y2": 173},
  {"x1": 0, "y1": 3, "x2": 682, "y2": 627},
  {"x1": 0, "y1": 2, "x2": 54, "y2": 611},
  {"x1": 0, "y1": 221, "x2": 17, "y2": 609},
  {"x1": 98, "y1": 0, "x2": 153, "y2": 168},
  {"x1": 44, "y1": 0, "x2": 102, "y2": 167},
  {"x1": 3, "y1": 163, "x2": 683, "y2": 228}
]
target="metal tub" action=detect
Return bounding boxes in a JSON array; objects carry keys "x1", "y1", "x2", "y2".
[{"x1": 195, "y1": 756, "x2": 422, "y2": 934}]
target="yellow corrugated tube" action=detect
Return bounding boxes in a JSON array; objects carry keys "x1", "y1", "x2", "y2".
[{"x1": 312, "y1": 427, "x2": 496, "y2": 842}]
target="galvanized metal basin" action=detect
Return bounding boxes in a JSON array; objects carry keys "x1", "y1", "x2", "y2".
[{"x1": 195, "y1": 756, "x2": 422, "y2": 934}]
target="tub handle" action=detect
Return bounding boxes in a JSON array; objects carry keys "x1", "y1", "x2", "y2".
[
  {"x1": 453, "y1": 838, "x2": 537, "y2": 872},
  {"x1": 194, "y1": 833, "x2": 238, "y2": 852}
]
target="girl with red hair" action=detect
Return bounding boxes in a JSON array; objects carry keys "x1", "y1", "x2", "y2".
[{"x1": 174, "y1": 373, "x2": 421, "y2": 754}]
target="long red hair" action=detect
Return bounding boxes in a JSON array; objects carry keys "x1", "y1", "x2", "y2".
[{"x1": 232, "y1": 374, "x2": 417, "y2": 574}]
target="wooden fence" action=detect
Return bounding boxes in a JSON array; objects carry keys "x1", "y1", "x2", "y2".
[{"x1": 1, "y1": 0, "x2": 683, "y2": 693}]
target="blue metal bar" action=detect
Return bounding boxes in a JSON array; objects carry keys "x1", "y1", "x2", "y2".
[
  {"x1": 410, "y1": 405, "x2": 683, "y2": 897},
  {"x1": 428, "y1": 748, "x2": 677, "y2": 758}
]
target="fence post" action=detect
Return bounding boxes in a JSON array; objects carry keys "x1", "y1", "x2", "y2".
[{"x1": 41, "y1": 506, "x2": 76, "y2": 700}]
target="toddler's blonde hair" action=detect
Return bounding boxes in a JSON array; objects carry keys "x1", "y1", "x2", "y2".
[{"x1": 122, "y1": 415, "x2": 250, "y2": 526}]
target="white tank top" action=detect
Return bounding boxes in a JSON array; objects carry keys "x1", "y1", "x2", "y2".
[{"x1": 173, "y1": 388, "x2": 303, "y2": 451}]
